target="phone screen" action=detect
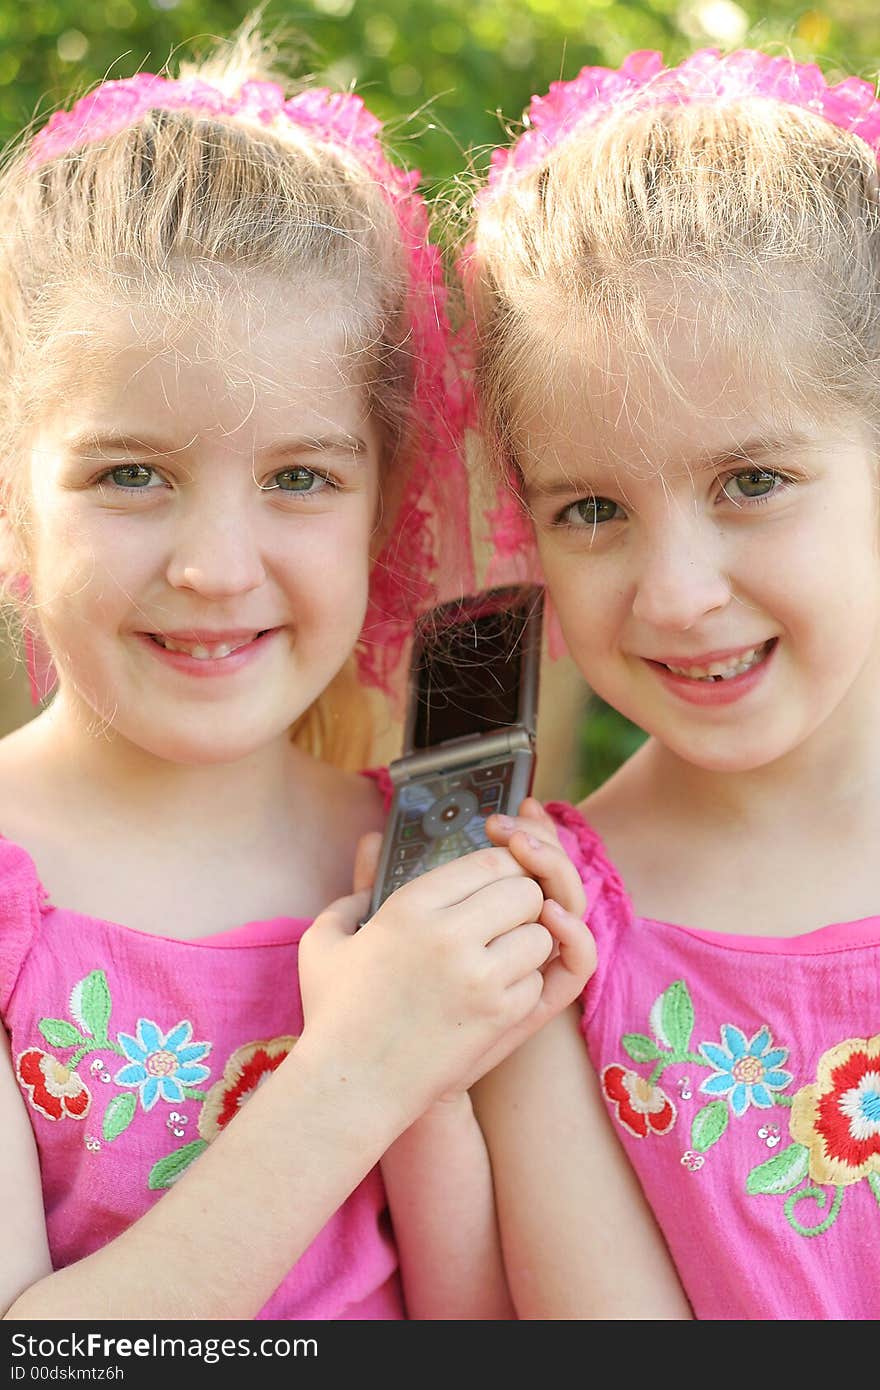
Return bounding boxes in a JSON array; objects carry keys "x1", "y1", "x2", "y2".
[{"x1": 412, "y1": 604, "x2": 528, "y2": 750}]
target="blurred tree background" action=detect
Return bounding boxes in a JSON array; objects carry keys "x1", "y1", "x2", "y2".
[{"x1": 0, "y1": 0, "x2": 875, "y2": 795}]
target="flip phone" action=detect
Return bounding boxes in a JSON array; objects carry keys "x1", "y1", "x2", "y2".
[{"x1": 368, "y1": 583, "x2": 544, "y2": 916}]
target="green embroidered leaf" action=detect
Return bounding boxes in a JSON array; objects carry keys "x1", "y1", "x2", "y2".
[
  {"x1": 746, "y1": 1143, "x2": 810, "y2": 1196},
  {"x1": 39, "y1": 1019, "x2": 82, "y2": 1049},
  {"x1": 622, "y1": 1033, "x2": 663, "y2": 1063},
  {"x1": 148, "y1": 1140, "x2": 208, "y2": 1190},
  {"x1": 690, "y1": 1101, "x2": 729, "y2": 1153},
  {"x1": 102, "y1": 1093, "x2": 136, "y2": 1143},
  {"x1": 867, "y1": 1173, "x2": 880, "y2": 1210},
  {"x1": 660, "y1": 981, "x2": 695, "y2": 1054},
  {"x1": 70, "y1": 970, "x2": 112, "y2": 1042}
]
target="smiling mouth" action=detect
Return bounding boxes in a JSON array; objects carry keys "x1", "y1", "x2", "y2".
[
  {"x1": 148, "y1": 631, "x2": 271, "y2": 661},
  {"x1": 658, "y1": 639, "x2": 776, "y2": 682}
]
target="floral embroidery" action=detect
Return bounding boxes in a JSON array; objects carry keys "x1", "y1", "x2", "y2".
[
  {"x1": 608, "y1": 978, "x2": 880, "y2": 1238},
  {"x1": 16, "y1": 1048, "x2": 91, "y2": 1121},
  {"x1": 788, "y1": 1037, "x2": 880, "y2": 1187},
  {"x1": 198, "y1": 1037, "x2": 297, "y2": 1141},
  {"x1": 606, "y1": 982, "x2": 792, "y2": 1154},
  {"x1": 758, "y1": 1123, "x2": 781, "y2": 1149},
  {"x1": 680, "y1": 1150, "x2": 704, "y2": 1172},
  {"x1": 17, "y1": 969, "x2": 212, "y2": 1147},
  {"x1": 114, "y1": 1020, "x2": 211, "y2": 1112},
  {"x1": 698, "y1": 1026, "x2": 793, "y2": 1116},
  {"x1": 602, "y1": 1064, "x2": 676, "y2": 1138},
  {"x1": 19, "y1": 969, "x2": 302, "y2": 1198},
  {"x1": 147, "y1": 1035, "x2": 298, "y2": 1189}
]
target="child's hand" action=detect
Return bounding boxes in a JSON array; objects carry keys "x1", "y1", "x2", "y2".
[
  {"x1": 298, "y1": 844, "x2": 559, "y2": 1125},
  {"x1": 485, "y1": 797, "x2": 588, "y2": 925}
]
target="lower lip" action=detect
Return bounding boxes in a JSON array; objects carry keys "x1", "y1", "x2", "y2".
[
  {"x1": 645, "y1": 641, "x2": 777, "y2": 706},
  {"x1": 136, "y1": 629, "x2": 280, "y2": 678}
]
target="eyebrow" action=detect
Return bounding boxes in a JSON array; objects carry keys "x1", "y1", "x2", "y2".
[
  {"x1": 64, "y1": 431, "x2": 370, "y2": 458},
  {"x1": 522, "y1": 430, "x2": 815, "y2": 502},
  {"x1": 261, "y1": 434, "x2": 370, "y2": 458}
]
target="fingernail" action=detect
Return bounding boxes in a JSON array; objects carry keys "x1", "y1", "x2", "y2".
[
  {"x1": 526, "y1": 834, "x2": 543, "y2": 850},
  {"x1": 544, "y1": 898, "x2": 561, "y2": 917},
  {"x1": 493, "y1": 815, "x2": 515, "y2": 829}
]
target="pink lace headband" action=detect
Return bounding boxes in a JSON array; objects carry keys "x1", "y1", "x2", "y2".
[
  {"x1": 25, "y1": 74, "x2": 472, "y2": 701},
  {"x1": 477, "y1": 46, "x2": 880, "y2": 598}
]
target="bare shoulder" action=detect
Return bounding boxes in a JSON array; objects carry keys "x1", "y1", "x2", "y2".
[
  {"x1": 305, "y1": 759, "x2": 386, "y2": 841},
  {"x1": 291, "y1": 758, "x2": 386, "y2": 902},
  {"x1": 0, "y1": 716, "x2": 57, "y2": 835}
]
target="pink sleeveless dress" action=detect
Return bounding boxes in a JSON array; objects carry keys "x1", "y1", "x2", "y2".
[
  {"x1": 548, "y1": 801, "x2": 880, "y2": 1321},
  {"x1": 0, "y1": 771, "x2": 403, "y2": 1320}
]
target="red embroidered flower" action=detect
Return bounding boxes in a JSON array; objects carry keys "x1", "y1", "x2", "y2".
[
  {"x1": 198, "y1": 1037, "x2": 297, "y2": 1141},
  {"x1": 602, "y1": 1064, "x2": 676, "y2": 1138},
  {"x1": 17, "y1": 1049, "x2": 91, "y2": 1121},
  {"x1": 790, "y1": 1035, "x2": 880, "y2": 1186}
]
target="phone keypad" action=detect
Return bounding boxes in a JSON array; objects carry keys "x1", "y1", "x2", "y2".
[{"x1": 377, "y1": 759, "x2": 517, "y2": 905}]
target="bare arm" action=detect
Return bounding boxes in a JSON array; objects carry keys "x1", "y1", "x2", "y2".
[
  {"x1": 374, "y1": 816, "x2": 596, "y2": 1321},
  {"x1": 3, "y1": 1027, "x2": 414, "y2": 1321},
  {"x1": 380, "y1": 1093, "x2": 514, "y2": 1320},
  {"x1": 0, "y1": 1028, "x2": 52, "y2": 1312},
  {"x1": 472, "y1": 1004, "x2": 692, "y2": 1320}
]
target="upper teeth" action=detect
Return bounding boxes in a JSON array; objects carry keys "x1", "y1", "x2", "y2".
[
  {"x1": 665, "y1": 642, "x2": 770, "y2": 681},
  {"x1": 153, "y1": 635, "x2": 256, "y2": 660}
]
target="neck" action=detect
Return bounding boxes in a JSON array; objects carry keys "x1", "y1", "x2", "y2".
[
  {"x1": 641, "y1": 675, "x2": 880, "y2": 827},
  {"x1": 30, "y1": 691, "x2": 320, "y2": 833}
]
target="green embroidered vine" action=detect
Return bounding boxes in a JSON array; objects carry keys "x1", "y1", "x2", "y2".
[{"x1": 784, "y1": 1184, "x2": 845, "y2": 1237}]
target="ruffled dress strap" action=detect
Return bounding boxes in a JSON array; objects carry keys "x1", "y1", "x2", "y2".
[
  {"x1": 545, "y1": 801, "x2": 635, "y2": 1022},
  {"x1": 0, "y1": 838, "x2": 45, "y2": 1015},
  {"x1": 361, "y1": 766, "x2": 394, "y2": 814}
]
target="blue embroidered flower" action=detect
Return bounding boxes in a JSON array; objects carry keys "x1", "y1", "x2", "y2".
[
  {"x1": 698, "y1": 1025, "x2": 792, "y2": 1117},
  {"x1": 114, "y1": 1020, "x2": 211, "y2": 1111}
]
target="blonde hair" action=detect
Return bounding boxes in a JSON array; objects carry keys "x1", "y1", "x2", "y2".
[
  {"x1": 469, "y1": 91, "x2": 880, "y2": 474},
  {"x1": 0, "y1": 28, "x2": 416, "y2": 768}
]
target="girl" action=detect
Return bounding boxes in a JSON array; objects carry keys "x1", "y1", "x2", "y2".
[
  {"x1": 469, "y1": 49, "x2": 880, "y2": 1319},
  {"x1": 0, "y1": 31, "x2": 593, "y2": 1320}
]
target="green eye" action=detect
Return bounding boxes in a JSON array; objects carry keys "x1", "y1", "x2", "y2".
[
  {"x1": 108, "y1": 465, "x2": 154, "y2": 488},
  {"x1": 274, "y1": 467, "x2": 321, "y2": 493},
  {"x1": 570, "y1": 497, "x2": 620, "y2": 525},
  {"x1": 725, "y1": 469, "x2": 778, "y2": 500}
]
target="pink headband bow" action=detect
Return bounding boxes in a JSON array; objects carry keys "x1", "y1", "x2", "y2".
[
  {"x1": 26, "y1": 74, "x2": 472, "y2": 701},
  {"x1": 479, "y1": 46, "x2": 880, "y2": 596}
]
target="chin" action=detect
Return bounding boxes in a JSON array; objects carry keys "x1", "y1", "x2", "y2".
[
  {"x1": 668, "y1": 733, "x2": 797, "y2": 775},
  {"x1": 113, "y1": 714, "x2": 293, "y2": 767}
]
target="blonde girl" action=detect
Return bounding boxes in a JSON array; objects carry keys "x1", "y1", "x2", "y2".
[
  {"x1": 470, "y1": 49, "x2": 880, "y2": 1319},
  {"x1": 0, "y1": 29, "x2": 592, "y2": 1320}
]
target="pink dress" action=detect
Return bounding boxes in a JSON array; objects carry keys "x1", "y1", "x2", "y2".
[
  {"x1": 548, "y1": 801, "x2": 880, "y2": 1321},
  {"x1": 0, "y1": 777, "x2": 403, "y2": 1321}
]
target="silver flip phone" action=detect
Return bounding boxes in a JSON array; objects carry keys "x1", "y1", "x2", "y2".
[{"x1": 369, "y1": 583, "x2": 544, "y2": 916}]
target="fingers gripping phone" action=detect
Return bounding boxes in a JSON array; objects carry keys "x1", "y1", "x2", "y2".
[{"x1": 369, "y1": 583, "x2": 544, "y2": 915}]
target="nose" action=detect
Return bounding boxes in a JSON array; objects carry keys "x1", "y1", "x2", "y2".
[
  {"x1": 165, "y1": 506, "x2": 267, "y2": 598},
  {"x1": 630, "y1": 525, "x2": 731, "y2": 632}
]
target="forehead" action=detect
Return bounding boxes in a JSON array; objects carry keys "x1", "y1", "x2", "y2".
[
  {"x1": 515, "y1": 286, "x2": 827, "y2": 482},
  {"x1": 38, "y1": 270, "x2": 369, "y2": 437}
]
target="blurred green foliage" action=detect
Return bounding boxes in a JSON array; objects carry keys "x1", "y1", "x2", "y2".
[
  {"x1": 580, "y1": 697, "x2": 648, "y2": 795},
  {"x1": 1, "y1": 0, "x2": 877, "y2": 190},
  {"x1": 0, "y1": 0, "x2": 875, "y2": 795}
]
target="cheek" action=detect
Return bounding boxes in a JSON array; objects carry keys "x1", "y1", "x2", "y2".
[
  {"x1": 273, "y1": 510, "x2": 373, "y2": 611},
  {"x1": 538, "y1": 541, "x2": 616, "y2": 636}
]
